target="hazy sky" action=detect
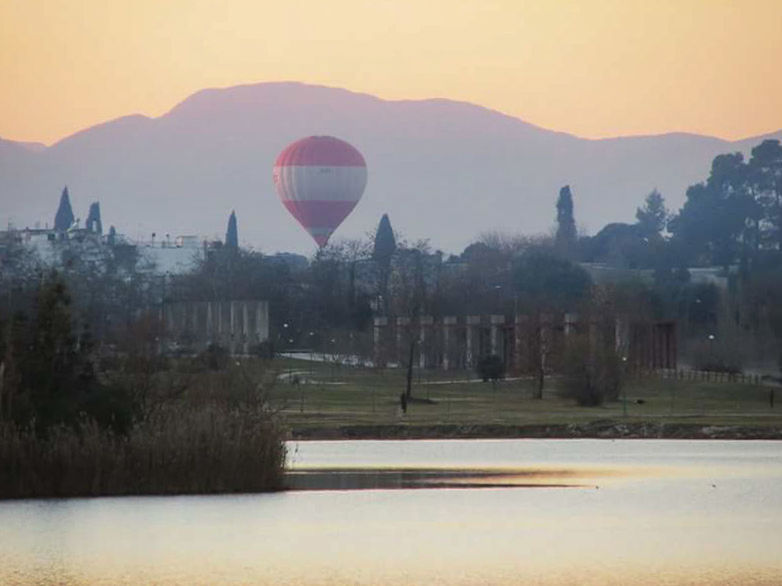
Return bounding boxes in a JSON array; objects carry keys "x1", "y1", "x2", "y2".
[{"x1": 1, "y1": 0, "x2": 780, "y2": 145}]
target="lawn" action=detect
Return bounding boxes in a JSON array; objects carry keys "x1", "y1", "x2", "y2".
[{"x1": 267, "y1": 357, "x2": 782, "y2": 433}]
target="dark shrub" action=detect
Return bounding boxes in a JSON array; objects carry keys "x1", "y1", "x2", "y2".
[
  {"x1": 250, "y1": 340, "x2": 275, "y2": 359},
  {"x1": 561, "y1": 337, "x2": 624, "y2": 406},
  {"x1": 196, "y1": 344, "x2": 229, "y2": 371},
  {"x1": 691, "y1": 338, "x2": 743, "y2": 374},
  {"x1": 476, "y1": 354, "x2": 505, "y2": 382}
]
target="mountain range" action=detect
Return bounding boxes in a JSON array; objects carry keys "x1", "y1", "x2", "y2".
[{"x1": 1, "y1": 82, "x2": 780, "y2": 254}]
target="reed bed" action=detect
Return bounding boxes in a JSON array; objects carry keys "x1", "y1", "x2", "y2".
[{"x1": 0, "y1": 405, "x2": 286, "y2": 499}]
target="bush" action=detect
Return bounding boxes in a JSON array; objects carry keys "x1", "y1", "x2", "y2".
[
  {"x1": 195, "y1": 343, "x2": 230, "y2": 371},
  {"x1": 561, "y1": 337, "x2": 624, "y2": 406},
  {"x1": 476, "y1": 354, "x2": 505, "y2": 382},
  {"x1": 250, "y1": 340, "x2": 275, "y2": 359},
  {"x1": 691, "y1": 338, "x2": 743, "y2": 374}
]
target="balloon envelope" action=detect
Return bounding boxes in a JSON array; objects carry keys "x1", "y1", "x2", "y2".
[{"x1": 273, "y1": 136, "x2": 367, "y2": 248}]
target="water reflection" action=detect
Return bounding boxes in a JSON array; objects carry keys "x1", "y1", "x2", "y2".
[
  {"x1": 2, "y1": 439, "x2": 782, "y2": 585},
  {"x1": 287, "y1": 466, "x2": 624, "y2": 490}
]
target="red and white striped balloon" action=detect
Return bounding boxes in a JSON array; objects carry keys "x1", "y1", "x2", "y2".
[{"x1": 273, "y1": 136, "x2": 367, "y2": 248}]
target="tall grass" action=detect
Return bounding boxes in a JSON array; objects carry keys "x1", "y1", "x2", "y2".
[{"x1": 0, "y1": 405, "x2": 286, "y2": 499}]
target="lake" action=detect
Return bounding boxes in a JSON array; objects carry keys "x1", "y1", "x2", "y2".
[{"x1": 2, "y1": 439, "x2": 782, "y2": 584}]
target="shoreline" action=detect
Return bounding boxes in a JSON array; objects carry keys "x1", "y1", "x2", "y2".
[{"x1": 290, "y1": 421, "x2": 782, "y2": 441}]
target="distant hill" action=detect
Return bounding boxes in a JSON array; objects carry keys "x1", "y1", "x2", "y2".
[{"x1": 1, "y1": 82, "x2": 779, "y2": 253}]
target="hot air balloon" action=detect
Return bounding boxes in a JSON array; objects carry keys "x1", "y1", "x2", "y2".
[{"x1": 273, "y1": 136, "x2": 367, "y2": 248}]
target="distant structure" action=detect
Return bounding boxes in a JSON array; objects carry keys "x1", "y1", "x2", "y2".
[
  {"x1": 372, "y1": 313, "x2": 676, "y2": 373},
  {"x1": 0, "y1": 187, "x2": 216, "y2": 277},
  {"x1": 85, "y1": 202, "x2": 102, "y2": 234},
  {"x1": 160, "y1": 300, "x2": 270, "y2": 355},
  {"x1": 54, "y1": 186, "x2": 75, "y2": 231}
]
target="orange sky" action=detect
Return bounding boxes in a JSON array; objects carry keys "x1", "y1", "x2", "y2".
[{"x1": 1, "y1": 0, "x2": 780, "y2": 145}]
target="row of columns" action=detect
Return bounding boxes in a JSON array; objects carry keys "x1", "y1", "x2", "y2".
[
  {"x1": 372, "y1": 314, "x2": 674, "y2": 371},
  {"x1": 373, "y1": 314, "x2": 516, "y2": 370},
  {"x1": 161, "y1": 300, "x2": 269, "y2": 355}
]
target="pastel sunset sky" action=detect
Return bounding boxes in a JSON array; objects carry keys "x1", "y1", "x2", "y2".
[{"x1": 1, "y1": 0, "x2": 780, "y2": 145}]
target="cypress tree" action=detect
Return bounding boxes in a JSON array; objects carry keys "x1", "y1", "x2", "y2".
[
  {"x1": 225, "y1": 210, "x2": 238, "y2": 249},
  {"x1": 372, "y1": 213, "x2": 396, "y2": 265},
  {"x1": 555, "y1": 185, "x2": 577, "y2": 256},
  {"x1": 372, "y1": 213, "x2": 396, "y2": 316},
  {"x1": 54, "y1": 186, "x2": 75, "y2": 231}
]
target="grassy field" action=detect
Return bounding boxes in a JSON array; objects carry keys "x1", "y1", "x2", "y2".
[{"x1": 267, "y1": 357, "x2": 782, "y2": 434}]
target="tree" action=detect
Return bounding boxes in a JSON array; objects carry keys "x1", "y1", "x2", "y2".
[
  {"x1": 512, "y1": 248, "x2": 591, "y2": 398},
  {"x1": 584, "y1": 223, "x2": 651, "y2": 268},
  {"x1": 372, "y1": 214, "x2": 396, "y2": 315},
  {"x1": 54, "y1": 186, "x2": 75, "y2": 231},
  {"x1": 372, "y1": 213, "x2": 396, "y2": 264},
  {"x1": 635, "y1": 189, "x2": 668, "y2": 237},
  {"x1": 225, "y1": 210, "x2": 239, "y2": 250},
  {"x1": 512, "y1": 248, "x2": 591, "y2": 312},
  {"x1": 669, "y1": 153, "x2": 755, "y2": 267},
  {"x1": 748, "y1": 139, "x2": 782, "y2": 250},
  {"x1": 561, "y1": 334, "x2": 624, "y2": 406},
  {"x1": 555, "y1": 185, "x2": 577, "y2": 257},
  {"x1": 2, "y1": 274, "x2": 136, "y2": 433}
]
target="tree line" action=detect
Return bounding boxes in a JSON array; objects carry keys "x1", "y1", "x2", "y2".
[{"x1": 1, "y1": 139, "x2": 781, "y2": 407}]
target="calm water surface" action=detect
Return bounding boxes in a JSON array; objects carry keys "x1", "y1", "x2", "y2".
[{"x1": 2, "y1": 439, "x2": 782, "y2": 585}]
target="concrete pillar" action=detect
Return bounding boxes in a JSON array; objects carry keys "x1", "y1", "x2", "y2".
[
  {"x1": 157, "y1": 306, "x2": 164, "y2": 355},
  {"x1": 588, "y1": 316, "x2": 599, "y2": 361},
  {"x1": 216, "y1": 302, "x2": 222, "y2": 346},
  {"x1": 442, "y1": 316, "x2": 457, "y2": 371},
  {"x1": 564, "y1": 312, "x2": 578, "y2": 337},
  {"x1": 242, "y1": 302, "x2": 250, "y2": 355},
  {"x1": 396, "y1": 317, "x2": 410, "y2": 364},
  {"x1": 614, "y1": 316, "x2": 629, "y2": 355},
  {"x1": 206, "y1": 302, "x2": 213, "y2": 345},
  {"x1": 514, "y1": 315, "x2": 527, "y2": 373},
  {"x1": 373, "y1": 317, "x2": 388, "y2": 366},
  {"x1": 465, "y1": 315, "x2": 481, "y2": 367},
  {"x1": 165, "y1": 304, "x2": 174, "y2": 337},
  {"x1": 174, "y1": 303, "x2": 187, "y2": 340},
  {"x1": 255, "y1": 302, "x2": 264, "y2": 345},
  {"x1": 490, "y1": 315, "x2": 505, "y2": 356},
  {"x1": 191, "y1": 303, "x2": 199, "y2": 350},
  {"x1": 229, "y1": 301, "x2": 237, "y2": 354},
  {"x1": 419, "y1": 316, "x2": 434, "y2": 368},
  {"x1": 540, "y1": 313, "x2": 553, "y2": 372}
]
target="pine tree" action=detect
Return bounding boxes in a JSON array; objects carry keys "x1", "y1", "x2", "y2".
[
  {"x1": 225, "y1": 210, "x2": 238, "y2": 249},
  {"x1": 635, "y1": 190, "x2": 668, "y2": 237},
  {"x1": 555, "y1": 185, "x2": 577, "y2": 256},
  {"x1": 372, "y1": 213, "x2": 396, "y2": 265},
  {"x1": 54, "y1": 186, "x2": 75, "y2": 231}
]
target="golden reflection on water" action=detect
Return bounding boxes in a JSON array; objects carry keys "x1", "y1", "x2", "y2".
[{"x1": 286, "y1": 465, "x2": 647, "y2": 490}]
